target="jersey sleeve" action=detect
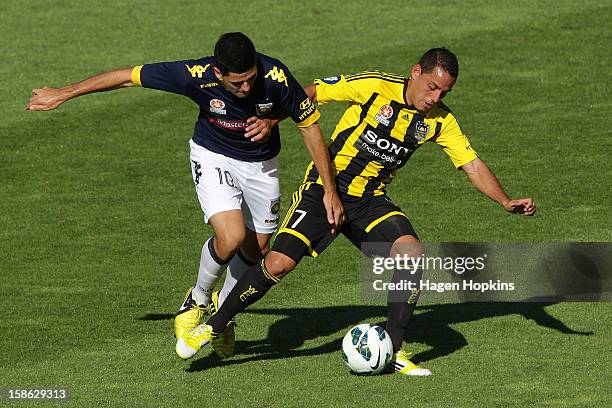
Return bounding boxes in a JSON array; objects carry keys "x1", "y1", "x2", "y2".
[
  {"x1": 131, "y1": 60, "x2": 207, "y2": 95},
  {"x1": 435, "y1": 114, "x2": 479, "y2": 169},
  {"x1": 271, "y1": 65, "x2": 320, "y2": 128},
  {"x1": 313, "y1": 74, "x2": 371, "y2": 105}
]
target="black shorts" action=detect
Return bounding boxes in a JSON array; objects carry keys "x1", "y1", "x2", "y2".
[{"x1": 273, "y1": 182, "x2": 418, "y2": 263}]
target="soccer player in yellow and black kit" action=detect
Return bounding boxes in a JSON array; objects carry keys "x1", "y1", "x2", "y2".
[{"x1": 175, "y1": 48, "x2": 536, "y2": 376}]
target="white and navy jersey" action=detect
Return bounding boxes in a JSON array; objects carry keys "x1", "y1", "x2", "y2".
[{"x1": 131, "y1": 53, "x2": 320, "y2": 162}]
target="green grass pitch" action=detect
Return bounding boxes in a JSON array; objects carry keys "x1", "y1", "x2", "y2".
[{"x1": 1, "y1": 0, "x2": 611, "y2": 406}]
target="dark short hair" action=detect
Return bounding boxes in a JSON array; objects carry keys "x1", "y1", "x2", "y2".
[
  {"x1": 418, "y1": 48, "x2": 459, "y2": 78},
  {"x1": 214, "y1": 32, "x2": 257, "y2": 75}
]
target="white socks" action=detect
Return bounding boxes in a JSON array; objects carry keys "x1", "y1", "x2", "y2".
[{"x1": 192, "y1": 237, "x2": 228, "y2": 306}]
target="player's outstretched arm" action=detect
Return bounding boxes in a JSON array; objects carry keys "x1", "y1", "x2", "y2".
[
  {"x1": 299, "y1": 123, "x2": 345, "y2": 232},
  {"x1": 26, "y1": 68, "x2": 135, "y2": 111},
  {"x1": 304, "y1": 84, "x2": 318, "y2": 103},
  {"x1": 461, "y1": 158, "x2": 536, "y2": 216}
]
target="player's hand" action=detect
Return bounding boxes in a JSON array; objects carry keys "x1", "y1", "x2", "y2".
[
  {"x1": 323, "y1": 189, "x2": 345, "y2": 234},
  {"x1": 503, "y1": 198, "x2": 536, "y2": 216},
  {"x1": 26, "y1": 87, "x2": 66, "y2": 111},
  {"x1": 245, "y1": 117, "x2": 276, "y2": 142}
]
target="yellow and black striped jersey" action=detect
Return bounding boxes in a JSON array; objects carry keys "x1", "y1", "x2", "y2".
[{"x1": 303, "y1": 71, "x2": 478, "y2": 197}]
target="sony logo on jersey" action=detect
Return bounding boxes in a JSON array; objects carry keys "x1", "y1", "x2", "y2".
[{"x1": 359, "y1": 129, "x2": 411, "y2": 165}]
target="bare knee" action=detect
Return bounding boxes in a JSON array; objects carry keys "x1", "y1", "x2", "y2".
[
  {"x1": 263, "y1": 251, "x2": 296, "y2": 280},
  {"x1": 214, "y1": 227, "x2": 247, "y2": 261},
  {"x1": 391, "y1": 235, "x2": 424, "y2": 259},
  {"x1": 209, "y1": 211, "x2": 248, "y2": 260}
]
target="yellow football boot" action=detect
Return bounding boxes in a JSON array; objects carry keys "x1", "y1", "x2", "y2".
[
  {"x1": 176, "y1": 324, "x2": 214, "y2": 360},
  {"x1": 386, "y1": 350, "x2": 432, "y2": 376},
  {"x1": 210, "y1": 291, "x2": 237, "y2": 358},
  {"x1": 173, "y1": 287, "x2": 211, "y2": 339}
]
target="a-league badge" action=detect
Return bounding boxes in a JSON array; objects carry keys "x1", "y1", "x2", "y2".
[
  {"x1": 210, "y1": 99, "x2": 226, "y2": 115},
  {"x1": 374, "y1": 104, "x2": 393, "y2": 126}
]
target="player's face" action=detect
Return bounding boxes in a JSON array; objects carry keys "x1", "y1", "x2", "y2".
[
  {"x1": 214, "y1": 66, "x2": 258, "y2": 98},
  {"x1": 406, "y1": 64, "x2": 456, "y2": 112}
]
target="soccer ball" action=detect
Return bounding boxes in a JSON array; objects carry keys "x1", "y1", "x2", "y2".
[{"x1": 341, "y1": 324, "x2": 393, "y2": 374}]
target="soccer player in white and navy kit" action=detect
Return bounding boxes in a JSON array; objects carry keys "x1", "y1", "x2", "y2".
[{"x1": 27, "y1": 32, "x2": 344, "y2": 358}]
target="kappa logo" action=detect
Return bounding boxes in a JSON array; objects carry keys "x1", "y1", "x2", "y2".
[
  {"x1": 374, "y1": 104, "x2": 393, "y2": 126},
  {"x1": 191, "y1": 160, "x2": 202, "y2": 185},
  {"x1": 264, "y1": 66, "x2": 288, "y2": 87},
  {"x1": 186, "y1": 63, "x2": 210, "y2": 78},
  {"x1": 210, "y1": 99, "x2": 226, "y2": 115},
  {"x1": 414, "y1": 121, "x2": 430, "y2": 141}
]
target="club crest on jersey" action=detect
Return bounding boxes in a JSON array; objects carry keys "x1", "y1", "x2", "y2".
[
  {"x1": 256, "y1": 102, "x2": 274, "y2": 116},
  {"x1": 210, "y1": 99, "x2": 226, "y2": 115},
  {"x1": 322, "y1": 76, "x2": 340, "y2": 84},
  {"x1": 269, "y1": 198, "x2": 281, "y2": 215},
  {"x1": 374, "y1": 104, "x2": 393, "y2": 126},
  {"x1": 414, "y1": 121, "x2": 430, "y2": 141}
]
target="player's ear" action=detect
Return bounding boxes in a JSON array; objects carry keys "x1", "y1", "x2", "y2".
[
  {"x1": 213, "y1": 66, "x2": 224, "y2": 81},
  {"x1": 411, "y1": 64, "x2": 422, "y2": 79}
]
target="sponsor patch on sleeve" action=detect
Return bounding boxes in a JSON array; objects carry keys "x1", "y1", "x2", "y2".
[{"x1": 322, "y1": 76, "x2": 340, "y2": 84}]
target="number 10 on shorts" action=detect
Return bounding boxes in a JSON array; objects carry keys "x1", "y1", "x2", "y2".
[{"x1": 215, "y1": 167, "x2": 235, "y2": 187}]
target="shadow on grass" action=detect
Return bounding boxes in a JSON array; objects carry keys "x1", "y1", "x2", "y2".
[
  {"x1": 137, "y1": 313, "x2": 174, "y2": 321},
  {"x1": 167, "y1": 302, "x2": 593, "y2": 373}
]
